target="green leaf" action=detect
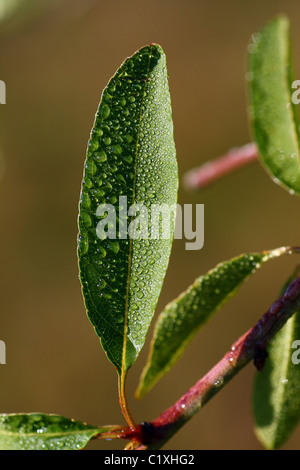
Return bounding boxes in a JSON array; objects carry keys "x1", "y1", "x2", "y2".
[
  {"x1": 253, "y1": 266, "x2": 300, "y2": 449},
  {"x1": 0, "y1": 413, "x2": 119, "y2": 450},
  {"x1": 248, "y1": 15, "x2": 300, "y2": 196},
  {"x1": 0, "y1": 0, "x2": 42, "y2": 24},
  {"x1": 136, "y1": 247, "x2": 293, "y2": 398},
  {"x1": 78, "y1": 44, "x2": 178, "y2": 377},
  {"x1": 0, "y1": 0, "x2": 24, "y2": 21}
]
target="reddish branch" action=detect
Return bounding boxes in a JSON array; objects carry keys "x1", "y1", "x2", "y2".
[
  {"x1": 183, "y1": 142, "x2": 258, "y2": 190},
  {"x1": 115, "y1": 275, "x2": 300, "y2": 449}
]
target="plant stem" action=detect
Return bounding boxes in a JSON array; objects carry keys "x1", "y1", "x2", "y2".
[
  {"x1": 183, "y1": 142, "x2": 258, "y2": 190},
  {"x1": 118, "y1": 373, "x2": 137, "y2": 429},
  {"x1": 132, "y1": 276, "x2": 300, "y2": 449}
]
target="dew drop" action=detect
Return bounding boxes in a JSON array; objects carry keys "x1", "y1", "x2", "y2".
[
  {"x1": 85, "y1": 160, "x2": 97, "y2": 176},
  {"x1": 125, "y1": 134, "x2": 133, "y2": 143},
  {"x1": 97, "y1": 246, "x2": 107, "y2": 258},
  {"x1": 81, "y1": 211, "x2": 92, "y2": 228},
  {"x1": 89, "y1": 138, "x2": 99, "y2": 151},
  {"x1": 214, "y1": 377, "x2": 224, "y2": 388},
  {"x1": 117, "y1": 174, "x2": 126, "y2": 184},
  {"x1": 80, "y1": 192, "x2": 91, "y2": 209},
  {"x1": 97, "y1": 278, "x2": 107, "y2": 290},
  {"x1": 109, "y1": 241, "x2": 120, "y2": 254},
  {"x1": 93, "y1": 188, "x2": 106, "y2": 198},
  {"x1": 109, "y1": 195, "x2": 118, "y2": 204},
  {"x1": 84, "y1": 176, "x2": 93, "y2": 188},
  {"x1": 113, "y1": 144, "x2": 123, "y2": 155},
  {"x1": 94, "y1": 150, "x2": 107, "y2": 163},
  {"x1": 101, "y1": 104, "x2": 111, "y2": 119}
]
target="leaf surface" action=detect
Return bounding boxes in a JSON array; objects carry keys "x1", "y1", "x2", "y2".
[
  {"x1": 253, "y1": 266, "x2": 300, "y2": 449},
  {"x1": 136, "y1": 247, "x2": 293, "y2": 398},
  {"x1": 78, "y1": 44, "x2": 178, "y2": 376},
  {"x1": 0, "y1": 413, "x2": 118, "y2": 450},
  {"x1": 248, "y1": 15, "x2": 300, "y2": 195}
]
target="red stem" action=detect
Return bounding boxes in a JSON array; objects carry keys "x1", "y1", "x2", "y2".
[
  {"x1": 183, "y1": 142, "x2": 258, "y2": 190},
  {"x1": 102, "y1": 269, "x2": 300, "y2": 449},
  {"x1": 132, "y1": 276, "x2": 300, "y2": 449}
]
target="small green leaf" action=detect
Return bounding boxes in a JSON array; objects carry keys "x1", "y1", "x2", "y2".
[
  {"x1": 0, "y1": 413, "x2": 119, "y2": 450},
  {"x1": 253, "y1": 266, "x2": 300, "y2": 449},
  {"x1": 136, "y1": 247, "x2": 293, "y2": 398},
  {"x1": 0, "y1": 0, "x2": 46, "y2": 24},
  {"x1": 78, "y1": 44, "x2": 178, "y2": 377},
  {"x1": 248, "y1": 15, "x2": 300, "y2": 196},
  {"x1": 0, "y1": 0, "x2": 24, "y2": 22}
]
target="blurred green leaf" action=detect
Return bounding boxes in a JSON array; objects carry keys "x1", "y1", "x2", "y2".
[
  {"x1": 0, "y1": 0, "x2": 66, "y2": 32},
  {"x1": 78, "y1": 44, "x2": 178, "y2": 378},
  {"x1": 136, "y1": 247, "x2": 293, "y2": 398},
  {"x1": 0, "y1": 413, "x2": 119, "y2": 450},
  {"x1": 0, "y1": 0, "x2": 41, "y2": 24},
  {"x1": 253, "y1": 266, "x2": 300, "y2": 449},
  {"x1": 0, "y1": 0, "x2": 24, "y2": 22},
  {"x1": 248, "y1": 15, "x2": 300, "y2": 196}
]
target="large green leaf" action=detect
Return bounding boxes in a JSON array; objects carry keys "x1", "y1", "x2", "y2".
[
  {"x1": 248, "y1": 15, "x2": 300, "y2": 196},
  {"x1": 78, "y1": 45, "x2": 178, "y2": 377},
  {"x1": 253, "y1": 267, "x2": 300, "y2": 449},
  {"x1": 0, "y1": 413, "x2": 119, "y2": 450},
  {"x1": 136, "y1": 247, "x2": 294, "y2": 398}
]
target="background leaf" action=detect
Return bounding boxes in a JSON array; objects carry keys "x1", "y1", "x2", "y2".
[
  {"x1": 78, "y1": 44, "x2": 178, "y2": 376},
  {"x1": 0, "y1": 413, "x2": 118, "y2": 450},
  {"x1": 136, "y1": 247, "x2": 294, "y2": 398},
  {"x1": 0, "y1": 0, "x2": 63, "y2": 27},
  {"x1": 253, "y1": 266, "x2": 300, "y2": 449},
  {"x1": 0, "y1": 0, "x2": 28, "y2": 22},
  {"x1": 248, "y1": 15, "x2": 300, "y2": 196}
]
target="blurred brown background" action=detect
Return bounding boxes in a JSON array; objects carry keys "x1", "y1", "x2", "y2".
[{"x1": 1, "y1": 0, "x2": 300, "y2": 450}]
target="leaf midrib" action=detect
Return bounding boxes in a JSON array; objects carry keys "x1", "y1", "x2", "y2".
[
  {"x1": 121, "y1": 44, "x2": 154, "y2": 377},
  {"x1": 272, "y1": 318, "x2": 294, "y2": 431},
  {"x1": 280, "y1": 22, "x2": 300, "y2": 168}
]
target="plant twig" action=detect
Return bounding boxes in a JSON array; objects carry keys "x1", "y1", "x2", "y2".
[
  {"x1": 129, "y1": 276, "x2": 300, "y2": 449},
  {"x1": 183, "y1": 143, "x2": 258, "y2": 190},
  {"x1": 118, "y1": 374, "x2": 137, "y2": 429}
]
